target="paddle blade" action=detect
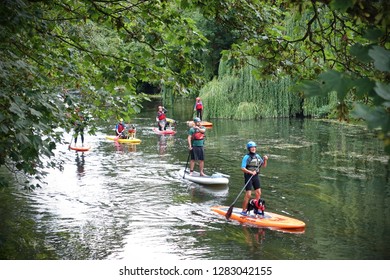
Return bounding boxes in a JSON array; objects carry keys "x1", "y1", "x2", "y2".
[{"x1": 225, "y1": 205, "x2": 234, "y2": 220}]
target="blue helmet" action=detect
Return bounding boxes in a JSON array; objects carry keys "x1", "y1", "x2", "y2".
[
  {"x1": 193, "y1": 117, "x2": 201, "y2": 122},
  {"x1": 246, "y1": 141, "x2": 257, "y2": 149}
]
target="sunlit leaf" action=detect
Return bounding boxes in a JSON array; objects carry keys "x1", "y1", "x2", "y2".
[{"x1": 374, "y1": 82, "x2": 390, "y2": 101}]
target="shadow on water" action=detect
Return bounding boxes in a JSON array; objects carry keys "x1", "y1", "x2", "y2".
[{"x1": 1, "y1": 98, "x2": 390, "y2": 260}]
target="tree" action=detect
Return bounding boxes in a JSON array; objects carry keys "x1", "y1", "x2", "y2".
[
  {"x1": 0, "y1": 0, "x2": 207, "y2": 188},
  {"x1": 194, "y1": 0, "x2": 390, "y2": 153}
]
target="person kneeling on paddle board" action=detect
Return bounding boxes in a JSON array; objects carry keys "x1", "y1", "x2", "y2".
[
  {"x1": 188, "y1": 117, "x2": 206, "y2": 176},
  {"x1": 240, "y1": 141, "x2": 268, "y2": 216},
  {"x1": 115, "y1": 118, "x2": 127, "y2": 139}
]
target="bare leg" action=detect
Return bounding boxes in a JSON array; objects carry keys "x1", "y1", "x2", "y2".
[
  {"x1": 189, "y1": 160, "x2": 195, "y2": 175},
  {"x1": 255, "y1": 188, "x2": 261, "y2": 200},
  {"x1": 242, "y1": 190, "x2": 252, "y2": 212},
  {"x1": 199, "y1": 160, "x2": 205, "y2": 176}
]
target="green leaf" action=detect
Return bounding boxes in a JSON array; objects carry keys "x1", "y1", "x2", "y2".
[
  {"x1": 9, "y1": 102, "x2": 24, "y2": 116},
  {"x1": 296, "y1": 80, "x2": 322, "y2": 97},
  {"x1": 30, "y1": 108, "x2": 42, "y2": 118},
  {"x1": 362, "y1": 27, "x2": 385, "y2": 42},
  {"x1": 369, "y1": 46, "x2": 390, "y2": 72},
  {"x1": 349, "y1": 43, "x2": 373, "y2": 64},
  {"x1": 329, "y1": 0, "x2": 354, "y2": 13},
  {"x1": 354, "y1": 77, "x2": 376, "y2": 99},
  {"x1": 374, "y1": 82, "x2": 390, "y2": 101},
  {"x1": 318, "y1": 70, "x2": 352, "y2": 100},
  {"x1": 352, "y1": 103, "x2": 388, "y2": 130}
]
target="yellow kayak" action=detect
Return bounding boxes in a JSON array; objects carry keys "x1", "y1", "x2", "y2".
[{"x1": 105, "y1": 136, "x2": 142, "y2": 144}]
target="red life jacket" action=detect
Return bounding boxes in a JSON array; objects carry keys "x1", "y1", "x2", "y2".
[
  {"x1": 157, "y1": 112, "x2": 166, "y2": 121},
  {"x1": 117, "y1": 123, "x2": 125, "y2": 133},
  {"x1": 195, "y1": 102, "x2": 203, "y2": 110},
  {"x1": 192, "y1": 130, "x2": 204, "y2": 140}
]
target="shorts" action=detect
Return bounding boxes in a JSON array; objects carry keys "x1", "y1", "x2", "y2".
[
  {"x1": 244, "y1": 173, "x2": 261, "y2": 191},
  {"x1": 190, "y1": 146, "x2": 204, "y2": 161}
]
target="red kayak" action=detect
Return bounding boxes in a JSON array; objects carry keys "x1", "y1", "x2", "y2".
[{"x1": 152, "y1": 127, "x2": 177, "y2": 135}]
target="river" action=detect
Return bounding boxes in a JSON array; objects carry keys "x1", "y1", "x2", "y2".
[{"x1": 1, "y1": 98, "x2": 389, "y2": 260}]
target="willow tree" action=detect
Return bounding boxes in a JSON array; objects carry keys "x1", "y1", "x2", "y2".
[
  {"x1": 0, "y1": 0, "x2": 207, "y2": 188},
  {"x1": 201, "y1": 57, "x2": 307, "y2": 120}
]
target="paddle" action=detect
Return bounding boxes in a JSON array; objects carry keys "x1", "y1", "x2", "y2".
[
  {"x1": 183, "y1": 150, "x2": 191, "y2": 178},
  {"x1": 224, "y1": 172, "x2": 256, "y2": 220}
]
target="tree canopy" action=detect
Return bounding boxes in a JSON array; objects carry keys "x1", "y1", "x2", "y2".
[
  {"x1": 0, "y1": 0, "x2": 207, "y2": 188},
  {"x1": 1, "y1": 0, "x2": 389, "y2": 188},
  {"x1": 197, "y1": 0, "x2": 390, "y2": 152}
]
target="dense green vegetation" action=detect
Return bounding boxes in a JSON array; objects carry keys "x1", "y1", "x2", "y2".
[
  {"x1": 1, "y1": 0, "x2": 389, "y2": 188},
  {"x1": 201, "y1": 57, "x2": 338, "y2": 119}
]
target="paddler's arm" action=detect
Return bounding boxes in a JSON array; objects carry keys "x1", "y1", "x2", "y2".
[
  {"x1": 187, "y1": 133, "x2": 193, "y2": 150},
  {"x1": 262, "y1": 155, "x2": 268, "y2": 168},
  {"x1": 194, "y1": 125, "x2": 206, "y2": 133}
]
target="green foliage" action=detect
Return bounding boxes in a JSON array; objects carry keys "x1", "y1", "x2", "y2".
[
  {"x1": 195, "y1": 0, "x2": 390, "y2": 154},
  {"x1": 0, "y1": 0, "x2": 207, "y2": 187},
  {"x1": 201, "y1": 57, "x2": 306, "y2": 120}
]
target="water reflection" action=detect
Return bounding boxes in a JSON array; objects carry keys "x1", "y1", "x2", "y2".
[
  {"x1": 243, "y1": 227, "x2": 266, "y2": 246},
  {"x1": 157, "y1": 135, "x2": 176, "y2": 156},
  {"x1": 112, "y1": 141, "x2": 138, "y2": 153},
  {"x1": 75, "y1": 152, "x2": 85, "y2": 179},
  {"x1": 157, "y1": 135, "x2": 167, "y2": 155}
]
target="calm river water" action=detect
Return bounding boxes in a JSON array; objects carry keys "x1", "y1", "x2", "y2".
[{"x1": 1, "y1": 99, "x2": 389, "y2": 260}]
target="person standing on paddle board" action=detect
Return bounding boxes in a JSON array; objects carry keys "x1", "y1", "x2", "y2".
[
  {"x1": 187, "y1": 117, "x2": 206, "y2": 176},
  {"x1": 115, "y1": 118, "x2": 126, "y2": 138},
  {"x1": 156, "y1": 105, "x2": 168, "y2": 131},
  {"x1": 240, "y1": 141, "x2": 268, "y2": 216},
  {"x1": 193, "y1": 97, "x2": 203, "y2": 121},
  {"x1": 73, "y1": 107, "x2": 86, "y2": 146}
]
